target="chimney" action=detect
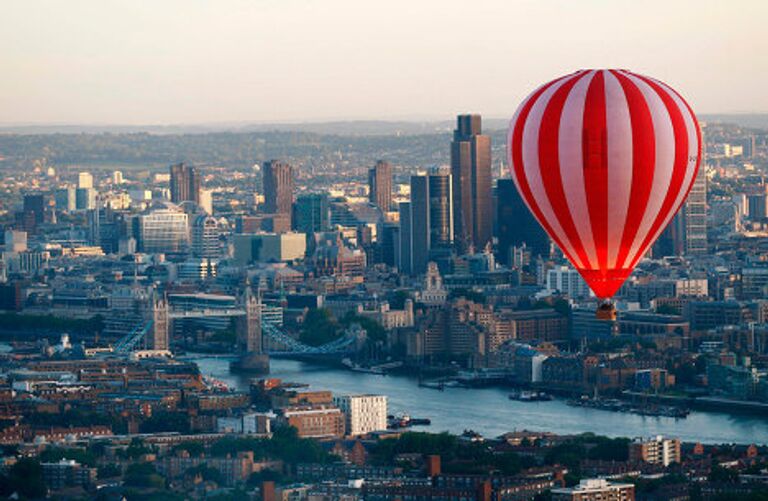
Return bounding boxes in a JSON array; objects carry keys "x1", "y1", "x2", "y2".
[
  {"x1": 426, "y1": 454, "x2": 441, "y2": 477},
  {"x1": 261, "y1": 480, "x2": 276, "y2": 501},
  {"x1": 475, "y1": 480, "x2": 491, "y2": 501}
]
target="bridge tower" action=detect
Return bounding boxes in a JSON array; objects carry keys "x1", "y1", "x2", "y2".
[
  {"x1": 237, "y1": 286, "x2": 262, "y2": 354},
  {"x1": 232, "y1": 286, "x2": 269, "y2": 374},
  {"x1": 148, "y1": 290, "x2": 170, "y2": 351}
]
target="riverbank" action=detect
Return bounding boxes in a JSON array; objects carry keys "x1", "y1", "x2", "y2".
[{"x1": 189, "y1": 354, "x2": 768, "y2": 445}]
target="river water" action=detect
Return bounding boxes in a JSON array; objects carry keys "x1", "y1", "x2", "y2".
[{"x1": 189, "y1": 355, "x2": 768, "y2": 445}]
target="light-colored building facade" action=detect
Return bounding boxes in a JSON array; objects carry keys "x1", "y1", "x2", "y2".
[
  {"x1": 233, "y1": 232, "x2": 306, "y2": 265},
  {"x1": 629, "y1": 435, "x2": 681, "y2": 466},
  {"x1": 137, "y1": 202, "x2": 189, "y2": 254},
  {"x1": 547, "y1": 265, "x2": 593, "y2": 298},
  {"x1": 333, "y1": 394, "x2": 388, "y2": 436},
  {"x1": 551, "y1": 478, "x2": 635, "y2": 501}
]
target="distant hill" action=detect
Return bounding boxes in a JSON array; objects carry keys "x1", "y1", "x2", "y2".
[
  {"x1": 699, "y1": 114, "x2": 768, "y2": 129},
  {"x1": 1, "y1": 115, "x2": 764, "y2": 137},
  {"x1": 0, "y1": 118, "x2": 513, "y2": 137}
]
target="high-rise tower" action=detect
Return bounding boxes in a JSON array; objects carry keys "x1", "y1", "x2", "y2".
[
  {"x1": 400, "y1": 168, "x2": 454, "y2": 275},
  {"x1": 683, "y1": 164, "x2": 707, "y2": 255},
  {"x1": 368, "y1": 160, "x2": 393, "y2": 212},
  {"x1": 169, "y1": 163, "x2": 201, "y2": 205},
  {"x1": 263, "y1": 160, "x2": 294, "y2": 220},
  {"x1": 496, "y1": 179, "x2": 550, "y2": 264},
  {"x1": 450, "y1": 114, "x2": 492, "y2": 252}
]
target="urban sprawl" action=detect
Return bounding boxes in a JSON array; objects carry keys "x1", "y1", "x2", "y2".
[{"x1": 0, "y1": 117, "x2": 766, "y2": 500}]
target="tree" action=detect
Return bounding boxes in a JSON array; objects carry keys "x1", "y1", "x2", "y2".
[
  {"x1": 97, "y1": 463, "x2": 121, "y2": 479},
  {"x1": 1, "y1": 458, "x2": 47, "y2": 499},
  {"x1": 300, "y1": 308, "x2": 340, "y2": 346},
  {"x1": 124, "y1": 462, "x2": 165, "y2": 489},
  {"x1": 40, "y1": 446, "x2": 97, "y2": 467},
  {"x1": 390, "y1": 290, "x2": 411, "y2": 310},
  {"x1": 709, "y1": 465, "x2": 739, "y2": 483}
]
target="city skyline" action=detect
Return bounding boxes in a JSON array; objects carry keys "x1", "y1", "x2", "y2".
[{"x1": 2, "y1": 0, "x2": 768, "y2": 125}]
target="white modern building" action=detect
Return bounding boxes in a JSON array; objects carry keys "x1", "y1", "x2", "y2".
[
  {"x1": 78, "y1": 171, "x2": 93, "y2": 189},
  {"x1": 333, "y1": 394, "x2": 387, "y2": 436},
  {"x1": 546, "y1": 265, "x2": 593, "y2": 298},
  {"x1": 551, "y1": 478, "x2": 634, "y2": 500}
]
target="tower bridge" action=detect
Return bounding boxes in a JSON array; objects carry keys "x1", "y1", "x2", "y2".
[{"x1": 113, "y1": 289, "x2": 361, "y2": 358}]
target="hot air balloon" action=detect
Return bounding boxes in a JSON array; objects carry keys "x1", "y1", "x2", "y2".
[{"x1": 507, "y1": 69, "x2": 701, "y2": 315}]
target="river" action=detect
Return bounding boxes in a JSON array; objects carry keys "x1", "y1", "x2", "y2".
[{"x1": 189, "y1": 355, "x2": 768, "y2": 445}]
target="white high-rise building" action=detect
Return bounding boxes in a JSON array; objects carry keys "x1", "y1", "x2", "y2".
[
  {"x1": 78, "y1": 171, "x2": 93, "y2": 189},
  {"x1": 333, "y1": 394, "x2": 387, "y2": 436},
  {"x1": 546, "y1": 265, "x2": 593, "y2": 298},
  {"x1": 112, "y1": 170, "x2": 124, "y2": 185}
]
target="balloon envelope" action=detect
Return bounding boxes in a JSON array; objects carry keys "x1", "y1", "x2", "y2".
[{"x1": 507, "y1": 69, "x2": 701, "y2": 298}]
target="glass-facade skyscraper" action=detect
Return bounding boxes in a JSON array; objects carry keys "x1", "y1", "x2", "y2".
[
  {"x1": 496, "y1": 179, "x2": 550, "y2": 265},
  {"x1": 450, "y1": 114, "x2": 492, "y2": 252}
]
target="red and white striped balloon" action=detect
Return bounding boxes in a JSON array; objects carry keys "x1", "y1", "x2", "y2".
[{"x1": 507, "y1": 69, "x2": 701, "y2": 298}]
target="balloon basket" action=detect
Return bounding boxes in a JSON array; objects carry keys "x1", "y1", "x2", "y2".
[{"x1": 595, "y1": 300, "x2": 617, "y2": 321}]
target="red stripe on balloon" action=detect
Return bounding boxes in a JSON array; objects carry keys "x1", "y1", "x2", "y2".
[
  {"x1": 537, "y1": 74, "x2": 592, "y2": 269},
  {"x1": 627, "y1": 73, "x2": 690, "y2": 269},
  {"x1": 611, "y1": 70, "x2": 656, "y2": 270},
  {"x1": 658, "y1": 79, "x2": 703, "y2": 219},
  {"x1": 511, "y1": 73, "x2": 584, "y2": 267},
  {"x1": 581, "y1": 71, "x2": 609, "y2": 272}
]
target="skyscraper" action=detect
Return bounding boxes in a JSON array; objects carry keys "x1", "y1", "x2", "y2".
[
  {"x1": 683, "y1": 161, "x2": 707, "y2": 255},
  {"x1": 401, "y1": 169, "x2": 454, "y2": 275},
  {"x1": 294, "y1": 193, "x2": 331, "y2": 233},
  {"x1": 55, "y1": 187, "x2": 77, "y2": 212},
  {"x1": 450, "y1": 114, "x2": 492, "y2": 252},
  {"x1": 496, "y1": 179, "x2": 550, "y2": 265},
  {"x1": 78, "y1": 171, "x2": 93, "y2": 189},
  {"x1": 23, "y1": 194, "x2": 46, "y2": 224},
  {"x1": 368, "y1": 160, "x2": 393, "y2": 212},
  {"x1": 263, "y1": 160, "x2": 294, "y2": 220},
  {"x1": 397, "y1": 201, "x2": 412, "y2": 274},
  {"x1": 409, "y1": 176, "x2": 430, "y2": 275},
  {"x1": 169, "y1": 163, "x2": 201, "y2": 205}
]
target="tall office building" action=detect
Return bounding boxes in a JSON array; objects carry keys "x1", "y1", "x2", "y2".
[
  {"x1": 743, "y1": 135, "x2": 757, "y2": 159},
  {"x1": 76, "y1": 187, "x2": 97, "y2": 210},
  {"x1": 78, "y1": 172, "x2": 93, "y2": 189},
  {"x1": 496, "y1": 179, "x2": 550, "y2": 265},
  {"x1": 450, "y1": 114, "x2": 492, "y2": 251},
  {"x1": 294, "y1": 193, "x2": 331, "y2": 233},
  {"x1": 397, "y1": 202, "x2": 412, "y2": 273},
  {"x1": 653, "y1": 213, "x2": 686, "y2": 258},
  {"x1": 136, "y1": 201, "x2": 189, "y2": 254},
  {"x1": 55, "y1": 187, "x2": 77, "y2": 212},
  {"x1": 748, "y1": 193, "x2": 768, "y2": 220},
  {"x1": 368, "y1": 160, "x2": 393, "y2": 212},
  {"x1": 169, "y1": 163, "x2": 201, "y2": 205},
  {"x1": 683, "y1": 164, "x2": 707, "y2": 255},
  {"x1": 401, "y1": 169, "x2": 454, "y2": 275},
  {"x1": 23, "y1": 194, "x2": 46, "y2": 224},
  {"x1": 191, "y1": 214, "x2": 222, "y2": 258},
  {"x1": 263, "y1": 160, "x2": 294, "y2": 221}
]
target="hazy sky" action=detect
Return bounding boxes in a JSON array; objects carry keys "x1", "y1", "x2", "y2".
[{"x1": 2, "y1": 0, "x2": 766, "y2": 125}]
